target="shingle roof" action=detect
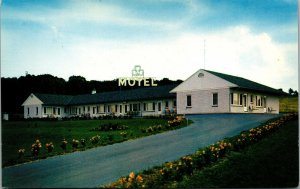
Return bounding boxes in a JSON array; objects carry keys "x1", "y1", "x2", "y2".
[
  {"x1": 34, "y1": 85, "x2": 177, "y2": 106},
  {"x1": 34, "y1": 93, "x2": 73, "y2": 106},
  {"x1": 204, "y1": 70, "x2": 285, "y2": 95}
]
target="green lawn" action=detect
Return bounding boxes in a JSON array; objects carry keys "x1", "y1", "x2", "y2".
[
  {"x1": 2, "y1": 117, "x2": 189, "y2": 167},
  {"x1": 280, "y1": 96, "x2": 298, "y2": 113},
  {"x1": 177, "y1": 119, "x2": 299, "y2": 188}
]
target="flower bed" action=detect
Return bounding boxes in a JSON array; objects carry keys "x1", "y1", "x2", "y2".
[
  {"x1": 106, "y1": 113, "x2": 298, "y2": 188},
  {"x1": 141, "y1": 116, "x2": 187, "y2": 134},
  {"x1": 90, "y1": 123, "x2": 128, "y2": 132}
]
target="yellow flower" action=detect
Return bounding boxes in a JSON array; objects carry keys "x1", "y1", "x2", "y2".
[
  {"x1": 136, "y1": 175, "x2": 143, "y2": 183},
  {"x1": 129, "y1": 172, "x2": 135, "y2": 179}
]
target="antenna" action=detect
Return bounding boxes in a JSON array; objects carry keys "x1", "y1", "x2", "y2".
[{"x1": 203, "y1": 40, "x2": 206, "y2": 69}]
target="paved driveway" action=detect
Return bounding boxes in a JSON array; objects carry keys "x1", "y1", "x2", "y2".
[{"x1": 2, "y1": 114, "x2": 280, "y2": 188}]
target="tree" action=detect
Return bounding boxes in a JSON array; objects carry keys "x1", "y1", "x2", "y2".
[
  {"x1": 288, "y1": 88, "x2": 298, "y2": 96},
  {"x1": 288, "y1": 88, "x2": 294, "y2": 95}
]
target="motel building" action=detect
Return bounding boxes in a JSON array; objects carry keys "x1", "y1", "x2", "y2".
[{"x1": 22, "y1": 69, "x2": 285, "y2": 119}]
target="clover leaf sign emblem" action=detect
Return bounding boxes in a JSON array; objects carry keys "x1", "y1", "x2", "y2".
[
  {"x1": 118, "y1": 65, "x2": 157, "y2": 87},
  {"x1": 132, "y1": 65, "x2": 144, "y2": 77}
]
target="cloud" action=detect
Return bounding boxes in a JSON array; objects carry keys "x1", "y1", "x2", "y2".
[
  {"x1": 1, "y1": 1, "x2": 297, "y2": 92},
  {"x1": 62, "y1": 25, "x2": 297, "y2": 91}
]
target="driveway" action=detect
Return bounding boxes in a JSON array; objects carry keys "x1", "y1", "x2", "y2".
[{"x1": 2, "y1": 114, "x2": 280, "y2": 188}]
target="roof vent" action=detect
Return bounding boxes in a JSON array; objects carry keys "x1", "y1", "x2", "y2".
[
  {"x1": 91, "y1": 89, "x2": 96, "y2": 94},
  {"x1": 198, "y1": 73, "x2": 204, "y2": 78}
]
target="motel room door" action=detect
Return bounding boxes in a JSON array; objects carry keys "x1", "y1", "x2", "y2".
[{"x1": 243, "y1": 95, "x2": 247, "y2": 112}]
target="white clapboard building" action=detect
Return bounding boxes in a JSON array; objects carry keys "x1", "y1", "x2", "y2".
[
  {"x1": 171, "y1": 69, "x2": 284, "y2": 114},
  {"x1": 22, "y1": 70, "x2": 285, "y2": 118}
]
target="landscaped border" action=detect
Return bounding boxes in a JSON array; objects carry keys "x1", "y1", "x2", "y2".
[
  {"x1": 11, "y1": 116, "x2": 191, "y2": 167},
  {"x1": 105, "y1": 113, "x2": 298, "y2": 188}
]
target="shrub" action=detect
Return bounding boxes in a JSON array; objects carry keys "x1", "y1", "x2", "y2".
[
  {"x1": 18, "y1": 148, "x2": 25, "y2": 159},
  {"x1": 120, "y1": 131, "x2": 127, "y2": 138},
  {"x1": 90, "y1": 135, "x2": 101, "y2": 145},
  {"x1": 113, "y1": 172, "x2": 144, "y2": 188},
  {"x1": 60, "y1": 139, "x2": 68, "y2": 151},
  {"x1": 168, "y1": 115, "x2": 185, "y2": 127},
  {"x1": 45, "y1": 142, "x2": 54, "y2": 153},
  {"x1": 31, "y1": 139, "x2": 42, "y2": 157},
  {"x1": 80, "y1": 139, "x2": 86, "y2": 147},
  {"x1": 90, "y1": 123, "x2": 128, "y2": 132},
  {"x1": 72, "y1": 139, "x2": 79, "y2": 149}
]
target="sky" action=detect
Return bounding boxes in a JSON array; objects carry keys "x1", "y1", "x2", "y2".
[{"x1": 1, "y1": 0, "x2": 298, "y2": 91}]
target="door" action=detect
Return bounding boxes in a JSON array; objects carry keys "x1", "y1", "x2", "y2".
[{"x1": 243, "y1": 95, "x2": 247, "y2": 112}]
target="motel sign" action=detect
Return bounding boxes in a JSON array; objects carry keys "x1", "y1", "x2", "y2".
[{"x1": 118, "y1": 65, "x2": 158, "y2": 87}]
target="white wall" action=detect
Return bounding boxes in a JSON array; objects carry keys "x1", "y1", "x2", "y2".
[
  {"x1": 65, "y1": 98, "x2": 176, "y2": 117},
  {"x1": 177, "y1": 88, "x2": 230, "y2": 114},
  {"x1": 229, "y1": 89, "x2": 279, "y2": 114},
  {"x1": 171, "y1": 69, "x2": 237, "y2": 93},
  {"x1": 24, "y1": 105, "x2": 43, "y2": 118}
]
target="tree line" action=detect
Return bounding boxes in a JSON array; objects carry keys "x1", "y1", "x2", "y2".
[{"x1": 1, "y1": 74, "x2": 183, "y2": 114}]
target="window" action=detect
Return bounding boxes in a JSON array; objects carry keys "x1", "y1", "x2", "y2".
[
  {"x1": 97, "y1": 106, "x2": 99, "y2": 113},
  {"x1": 173, "y1": 100, "x2": 177, "y2": 107},
  {"x1": 83, "y1": 106, "x2": 85, "y2": 113},
  {"x1": 158, "y1": 102, "x2": 161, "y2": 111},
  {"x1": 64, "y1": 107, "x2": 67, "y2": 113},
  {"x1": 152, "y1": 102, "x2": 156, "y2": 111},
  {"x1": 36, "y1": 107, "x2": 38, "y2": 115},
  {"x1": 256, "y1": 95, "x2": 262, "y2": 107},
  {"x1": 133, "y1": 104, "x2": 138, "y2": 111},
  {"x1": 143, "y1": 103, "x2": 146, "y2": 111},
  {"x1": 212, "y1": 93, "x2": 218, "y2": 106},
  {"x1": 115, "y1": 105, "x2": 118, "y2": 112},
  {"x1": 130, "y1": 104, "x2": 133, "y2": 111},
  {"x1": 104, "y1": 105, "x2": 106, "y2": 112},
  {"x1": 58, "y1": 108, "x2": 60, "y2": 115},
  {"x1": 27, "y1": 107, "x2": 30, "y2": 115},
  {"x1": 125, "y1": 105, "x2": 128, "y2": 113},
  {"x1": 78, "y1": 108, "x2": 81, "y2": 114},
  {"x1": 239, "y1": 94, "x2": 243, "y2": 105},
  {"x1": 93, "y1": 107, "x2": 96, "y2": 114},
  {"x1": 231, "y1": 93, "x2": 239, "y2": 105},
  {"x1": 187, "y1": 95, "x2": 192, "y2": 107},
  {"x1": 120, "y1": 105, "x2": 122, "y2": 113},
  {"x1": 107, "y1": 105, "x2": 111, "y2": 112},
  {"x1": 44, "y1": 107, "x2": 46, "y2": 114},
  {"x1": 53, "y1": 108, "x2": 56, "y2": 115},
  {"x1": 250, "y1": 95, "x2": 253, "y2": 103},
  {"x1": 165, "y1": 101, "x2": 169, "y2": 108},
  {"x1": 88, "y1": 106, "x2": 90, "y2": 112}
]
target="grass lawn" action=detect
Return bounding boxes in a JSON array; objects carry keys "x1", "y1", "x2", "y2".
[
  {"x1": 280, "y1": 96, "x2": 298, "y2": 113},
  {"x1": 176, "y1": 119, "x2": 299, "y2": 188},
  {"x1": 2, "y1": 117, "x2": 190, "y2": 167}
]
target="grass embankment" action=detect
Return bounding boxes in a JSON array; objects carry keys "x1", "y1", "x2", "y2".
[
  {"x1": 280, "y1": 96, "x2": 298, "y2": 113},
  {"x1": 2, "y1": 116, "x2": 190, "y2": 167},
  {"x1": 177, "y1": 118, "x2": 299, "y2": 188},
  {"x1": 106, "y1": 114, "x2": 298, "y2": 188}
]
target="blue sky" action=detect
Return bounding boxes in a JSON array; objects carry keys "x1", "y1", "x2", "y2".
[{"x1": 1, "y1": 0, "x2": 298, "y2": 91}]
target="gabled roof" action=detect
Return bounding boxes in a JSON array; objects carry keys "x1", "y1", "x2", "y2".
[
  {"x1": 69, "y1": 84, "x2": 177, "y2": 105},
  {"x1": 33, "y1": 85, "x2": 177, "y2": 106},
  {"x1": 34, "y1": 93, "x2": 73, "y2": 106},
  {"x1": 204, "y1": 70, "x2": 285, "y2": 95}
]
